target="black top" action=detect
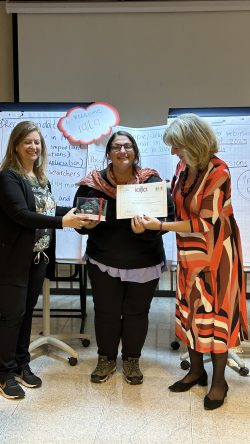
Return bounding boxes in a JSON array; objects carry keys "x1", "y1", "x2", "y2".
[
  {"x1": 0, "y1": 169, "x2": 65, "y2": 286},
  {"x1": 74, "y1": 169, "x2": 175, "y2": 269}
]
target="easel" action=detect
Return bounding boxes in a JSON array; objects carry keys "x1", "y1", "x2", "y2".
[{"x1": 30, "y1": 262, "x2": 91, "y2": 366}]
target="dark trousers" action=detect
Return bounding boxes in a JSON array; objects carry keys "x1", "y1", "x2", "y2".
[
  {"x1": 87, "y1": 262, "x2": 159, "y2": 360},
  {"x1": 0, "y1": 259, "x2": 47, "y2": 378}
]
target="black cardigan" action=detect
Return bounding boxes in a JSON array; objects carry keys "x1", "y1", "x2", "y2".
[
  {"x1": 74, "y1": 169, "x2": 175, "y2": 269},
  {"x1": 0, "y1": 169, "x2": 64, "y2": 286}
]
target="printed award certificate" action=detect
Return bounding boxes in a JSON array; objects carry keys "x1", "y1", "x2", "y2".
[{"x1": 116, "y1": 181, "x2": 168, "y2": 219}]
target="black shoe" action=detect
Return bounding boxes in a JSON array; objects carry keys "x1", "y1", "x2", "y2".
[
  {"x1": 0, "y1": 374, "x2": 25, "y2": 399},
  {"x1": 168, "y1": 370, "x2": 208, "y2": 392},
  {"x1": 15, "y1": 364, "x2": 42, "y2": 388},
  {"x1": 91, "y1": 356, "x2": 116, "y2": 383},
  {"x1": 123, "y1": 358, "x2": 143, "y2": 385},
  {"x1": 204, "y1": 383, "x2": 229, "y2": 410}
]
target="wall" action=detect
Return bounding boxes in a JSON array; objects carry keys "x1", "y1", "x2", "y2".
[
  {"x1": 0, "y1": 1, "x2": 13, "y2": 101},
  {"x1": 1, "y1": 6, "x2": 250, "y2": 127},
  {"x1": 16, "y1": 10, "x2": 250, "y2": 127}
]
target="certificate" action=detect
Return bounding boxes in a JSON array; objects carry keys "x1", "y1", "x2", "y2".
[{"x1": 116, "y1": 181, "x2": 168, "y2": 219}]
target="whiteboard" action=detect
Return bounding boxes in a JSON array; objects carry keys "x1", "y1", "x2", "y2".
[
  {"x1": 168, "y1": 108, "x2": 250, "y2": 266},
  {"x1": 1, "y1": 104, "x2": 250, "y2": 265},
  {"x1": 0, "y1": 103, "x2": 90, "y2": 262},
  {"x1": 0, "y1": 108, "x2": 175, "y2": 263}
]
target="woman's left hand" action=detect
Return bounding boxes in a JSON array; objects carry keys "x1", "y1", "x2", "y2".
[
  {"x1": 131, "y1": 215, "x2": 146, "y2": 234},
  {"x1": 141, "y1": 215, "x2": 161, "y2": 230},
  {"x1": 83, "y1": 220, "x2": 100, "y2": 230}
]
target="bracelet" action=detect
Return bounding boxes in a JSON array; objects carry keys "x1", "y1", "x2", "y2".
[{"x1": 159, "y1": 221, "x2": 163, "y2": 231}]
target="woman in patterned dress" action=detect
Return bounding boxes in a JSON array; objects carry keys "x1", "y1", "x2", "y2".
[{"x1": 142, "y1": 114, "x2": 248, "y2": 410}]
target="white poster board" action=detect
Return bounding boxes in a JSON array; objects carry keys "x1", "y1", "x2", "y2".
[
  {"x1": 0, "y1": 105, "x2": 88, "y2": 262},
  {"x1": 168, "y1": 109, "x2": 250, "y2": 265},
  {"x1": 205, "y1": 114, "x2": 250, "y2": 265}
]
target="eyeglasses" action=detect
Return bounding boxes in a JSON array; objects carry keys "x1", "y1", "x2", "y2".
[{"x1": 110, "y1": 143, "x2": 134, "y2": 152}]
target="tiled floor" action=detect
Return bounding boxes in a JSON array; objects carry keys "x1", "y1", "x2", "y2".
[{"x1": 0, "y1": 296, "x2": 250, "y2": 444}]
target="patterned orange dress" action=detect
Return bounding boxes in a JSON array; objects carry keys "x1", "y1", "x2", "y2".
[{"x1": 172, "y1": 156, "x2": 248, "y2": 353}]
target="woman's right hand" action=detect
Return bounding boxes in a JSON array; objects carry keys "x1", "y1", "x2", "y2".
[{"x1": 62, "y1": 208, "x2": 92, "y2": 229}]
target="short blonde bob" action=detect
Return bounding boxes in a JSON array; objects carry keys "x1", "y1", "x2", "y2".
[
  {"x1": 0, "y1": 121, "x2": 48, "y2": 186},
  {"x1": 163, "y1": 113, "x2": 219, "y2": 170}
]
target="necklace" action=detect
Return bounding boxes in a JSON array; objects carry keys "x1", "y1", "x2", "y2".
[
  {"x1": 108, "y1": 165, "x2": 137, "y2": 186},
  {"x1": 180, "y1": 166, "x2": 200, "y2": 198}
]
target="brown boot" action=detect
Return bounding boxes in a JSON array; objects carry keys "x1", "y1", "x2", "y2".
[
  {"x1": 91, "y1": 356, "x2": 116, "y2": 383},
  {"x1": 123, "y1": 358, "x2": 143, "y2": 385}
]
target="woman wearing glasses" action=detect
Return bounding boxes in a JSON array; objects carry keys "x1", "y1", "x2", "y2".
[{"x1": 74, "y1": 131, "x2": 174, "y2": 384}]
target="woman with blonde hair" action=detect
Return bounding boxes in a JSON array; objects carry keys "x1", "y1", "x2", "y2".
[
  {"x1": 0, "y1": 121, "x2": 88, "y2": 400},
  {"x1": 142, "y1": 114, "x2": 248, "y2": 410}
]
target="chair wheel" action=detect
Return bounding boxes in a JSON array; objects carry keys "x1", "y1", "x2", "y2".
[
  {"x1": 68, "y1": 357, "x2": 78, "y2": 366},
  {"x1": 82, "y1": 339, "x2": 90, "y2": 347},
  {"x1": 239, "y1": 367, "x2": 249, "y2": 376},
  {"x1": 181, "y1": 360, "x2": 190, "y2": 370},
  {"x1": 171, "y1": 341, "x2": 180, "y2": 350}
]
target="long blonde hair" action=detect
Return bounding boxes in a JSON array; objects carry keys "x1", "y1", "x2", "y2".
[
  {"x1": 163, "y1": 113, "x2": 219, "y2": 170},
  {"x1": 0, "y1": 121, "x2": 48, "y2": 186}
]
